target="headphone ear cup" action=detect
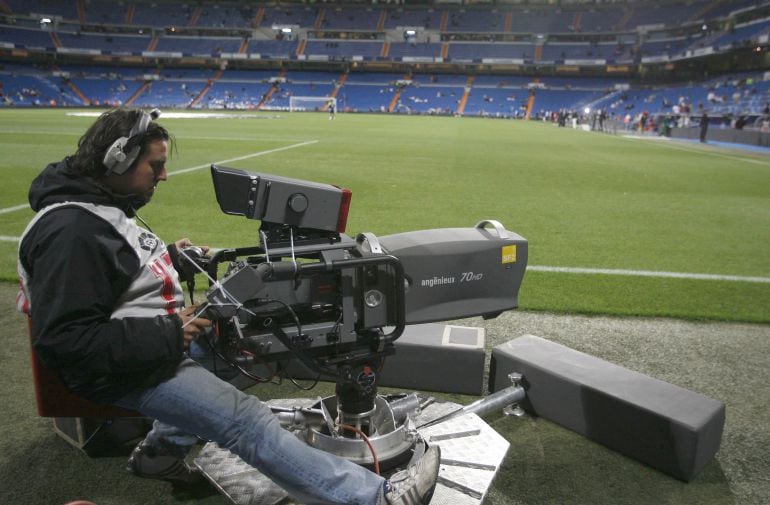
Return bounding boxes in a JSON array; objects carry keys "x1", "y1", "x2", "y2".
[
  {"x1": 102, "y1": 109, "x2": 162, "y2": 175},
  {"x1": 103, "y1": 136, "x2": 129, "y2": 174}
]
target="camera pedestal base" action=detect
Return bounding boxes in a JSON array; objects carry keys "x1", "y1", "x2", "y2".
[{"x1": 193, "y1": 396, "x2": 509, "y2": 505}]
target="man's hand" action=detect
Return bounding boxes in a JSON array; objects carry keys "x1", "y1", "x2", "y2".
[
  {"x1": 175, "y1": 238, "x2": 210, "y2": 256},
  {"x1": 178, "y1": 305, "x2": 212, "y2": 348}
]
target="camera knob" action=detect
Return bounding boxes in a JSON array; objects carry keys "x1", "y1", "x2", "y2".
[{"x1": 288, "y1": 193, "x2": 309, "y2": 213}]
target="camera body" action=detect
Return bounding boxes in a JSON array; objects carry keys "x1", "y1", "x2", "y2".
[{"x1": 200, "y1": 166, "x2": 527, "y2": 410}]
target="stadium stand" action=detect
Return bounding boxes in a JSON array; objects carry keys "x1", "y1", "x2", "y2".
[
  {"x1": 579, "y1": 8, "x2": 627, "y2": 33},
  {"x1": 130, "y1": 79, "x2": 207, "y2": 109},
  {"x1": 1, "y1": 0, "x2": 769, "y2": 146},
  {"x1": 303, "y1": 40, "x2": 383, "y2": 60},
  {"x1": 624, "y1": 2, "x2": 703, "y2": 29},
  {"x1": 507, "y1": 8, "x2": 578, "y2": 34},
  {"x1": 3, "y1": 0, "x2": 77, "y2": 20},
  {"x1": 395, "y1": 81, "x2": 465, "y2": 114},
  {"x1": 1, "y1": 25, "x2": 56, "y2": 50},
  {"x1": 706, "y1": 0, "x2": 763, "y2": 19},
  {"x1": 82, "y1": 1, "x2": 136, "y2": 26},
  {"x1": 382, "y1": 8, "x2": 443, "y2": 31},
  {"x1": 245, "y1": 39, "x2": 296, "y2": 59},
  {"x1": 448, "y1": 42, "x2": 534, "y2": 62},
  {"x1": 56, "y1": 31, "x2": 152, "y2": 54},
  {"x1": 0, "y1": 72, "x2": 76, "y2": 106},
  {"x1": 261, "y1": 5, "x2": 318, "y2": 29},
  {"x1": 153, "y1": 35, "x2": 243, "y2": 56},
  {"x1": 199, "y1": 80, "x2": 272, "y2": 109},
  {"x1": 389, "y1": 41, "x2": 442, "y2": 60},
  {"x1": 338, "y1": 83, "x2": 395, "y2": 113},
  {"x1": 710, "y1": 19, "x2": 770, "y2": 51},
  {"x1": 463, "y1": 85, "x2": 525, "y2": 118},
  {"x1": 191, "y1": 4, "x2": 258, "y2": 29},
  {"x1": 320, "y1": 6, "x2": 381, "y2": 31},
  {"x1": 131, "y1": 3, "x2": 195, "y2": 28}
]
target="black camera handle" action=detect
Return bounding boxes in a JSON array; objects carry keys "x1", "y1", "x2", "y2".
[
  {"x1": 205, "y1": 248, "x2": 407, "y2": 343},
  {"x1": 299, "y1": 255, "x2": 406, "y2": 343}
]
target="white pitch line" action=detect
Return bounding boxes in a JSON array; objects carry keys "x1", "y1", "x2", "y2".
[
  {"x1": 527, "y1": 265, "x2": 770, "y2": 284},
  {"x1": 0, "y1": 140, "x2": 320, "y2": 215},
  {"x1": 168, "y1": 139, "x2": 318, "y2": 176},
  {"x1": 0, "y1": 234, "x2": 765, "y2": 284},
  {"x1": 621, "y1": 135, "x2": 770, "y2": 166},
  {"x1": 0, "y1": 204, "x2": 30, "y2": 215}
]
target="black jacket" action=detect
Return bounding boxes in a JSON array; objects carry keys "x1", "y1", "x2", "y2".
[{"x1": 19, "y1": 158, "x2": 186, "y2": 403}]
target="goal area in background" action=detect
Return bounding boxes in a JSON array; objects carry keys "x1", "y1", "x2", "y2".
[{"x1": 289, "y1": 96, "x2": 336, "y2": 112}]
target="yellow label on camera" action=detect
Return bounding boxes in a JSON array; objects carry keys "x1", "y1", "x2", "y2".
[{"x1": 502, "y1": 245, "x2": 517, "y2": 264}]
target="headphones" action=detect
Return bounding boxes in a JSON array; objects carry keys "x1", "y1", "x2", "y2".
[{"x1": 102, "y1": 108, "x2": 161, "y2": 175}]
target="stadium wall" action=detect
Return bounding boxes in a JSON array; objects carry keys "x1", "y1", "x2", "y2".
[{"x1": 671, "y1": 126, "x2": 770, "y2": 147}]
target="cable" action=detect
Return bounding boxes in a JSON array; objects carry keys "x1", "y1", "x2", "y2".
[
  {"x1": 256, "y1": 299, "x2": 303, "y2": 340},
  {"x1": 289, "y1": 227, "x2": 298, "y2": 275},
  {"x1": 176, "y1": 247, "x2": 328, "y2": 389},
  {"x1": 288, "y1": 372, "x2": 321, "y2": 391},
  {"x1": 255, "y1": 299, "x2": 326, "y2": 388},
  {"x1": 176, "y1": 247, "x2": 257, "y2": 329},
  {"x1": 260, "y1": 230, "x2": 271, "y2": 263},
  {"x1": 198, "y1": 328, "x2": 276, "y2": 383},
  {"x1": 134, "y1": 212, "x2": 154, "y2": 233},
  {"x1": 337, "y1": 424, "x2": 380, "y2": 475}
]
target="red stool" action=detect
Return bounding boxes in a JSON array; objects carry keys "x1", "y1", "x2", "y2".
[{"x1": 28, "y1": 319, "x2": 148, "y2": 456}]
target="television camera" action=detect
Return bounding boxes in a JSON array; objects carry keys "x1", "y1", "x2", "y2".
[{"x1": 185, "y1": 165, "x2": 527, "y2": 471}]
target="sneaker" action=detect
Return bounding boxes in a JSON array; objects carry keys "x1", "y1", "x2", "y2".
[
  {"x1": 127, "y1": 440, "x2": 204, "y2": 486},
  {"x1": 384, "y1": 445, "x2": 441, "y2": 505}
]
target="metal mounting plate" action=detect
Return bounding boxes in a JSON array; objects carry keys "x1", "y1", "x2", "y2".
[{"x1": 194, "y1": 396, "x2": 510, "y2": 505}]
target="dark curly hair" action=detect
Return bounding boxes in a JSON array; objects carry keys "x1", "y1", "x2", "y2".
[{"x1": 72, "y1": 108, "x2": 173, "y2": 177}]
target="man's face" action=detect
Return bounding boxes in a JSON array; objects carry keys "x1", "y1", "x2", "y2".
[{"x1": 102, "y1": 139, "x2": 168, "y2": 202}]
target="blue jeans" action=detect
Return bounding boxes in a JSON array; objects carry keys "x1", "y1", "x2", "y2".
[{"x1": 116, "y1": 358, "x2": 385, "y2": 505}]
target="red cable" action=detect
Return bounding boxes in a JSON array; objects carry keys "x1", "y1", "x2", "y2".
[{"x1": 337, "y1": 423, "x2": 380, "y2": 475}]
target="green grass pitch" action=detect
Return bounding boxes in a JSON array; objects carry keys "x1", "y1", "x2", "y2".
[{"x1": 1, "y1": 108, "x2": 769, "y2": 322}]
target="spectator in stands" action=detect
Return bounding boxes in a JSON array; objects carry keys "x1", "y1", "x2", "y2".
[
  {"x1": 760, "y1": 116, "x2": 770, "y2": 133},
  {"x1": 640, "y1": 111, "x2": 649, "y2": 133},
  {"x1": 16, "y1": 108, "x2": 440, "y2": 505},
  {"x1": 681, "y1": 103, "x2": 691, "y2": 127}
]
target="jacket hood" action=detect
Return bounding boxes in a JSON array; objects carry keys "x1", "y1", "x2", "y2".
[{"x1": 29, "y1": 158, "x2": 147, "y2": 217}]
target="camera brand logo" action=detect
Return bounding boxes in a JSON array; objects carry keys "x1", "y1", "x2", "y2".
[
  {"x1": 502, "y1": 245, "x2": 517, "y2": 264},
  {"x1": 421, "y1": 275, "x2": 456, "y2": 288}
]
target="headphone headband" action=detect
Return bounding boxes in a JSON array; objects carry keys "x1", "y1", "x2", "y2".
[{"x1": 102, "y1": 108, "x2": 161, "y2": 175}]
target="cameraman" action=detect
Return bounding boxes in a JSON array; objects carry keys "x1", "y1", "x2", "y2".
[{"x1": 17, "y1": 108, "x2": 439, "y2": 505}]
